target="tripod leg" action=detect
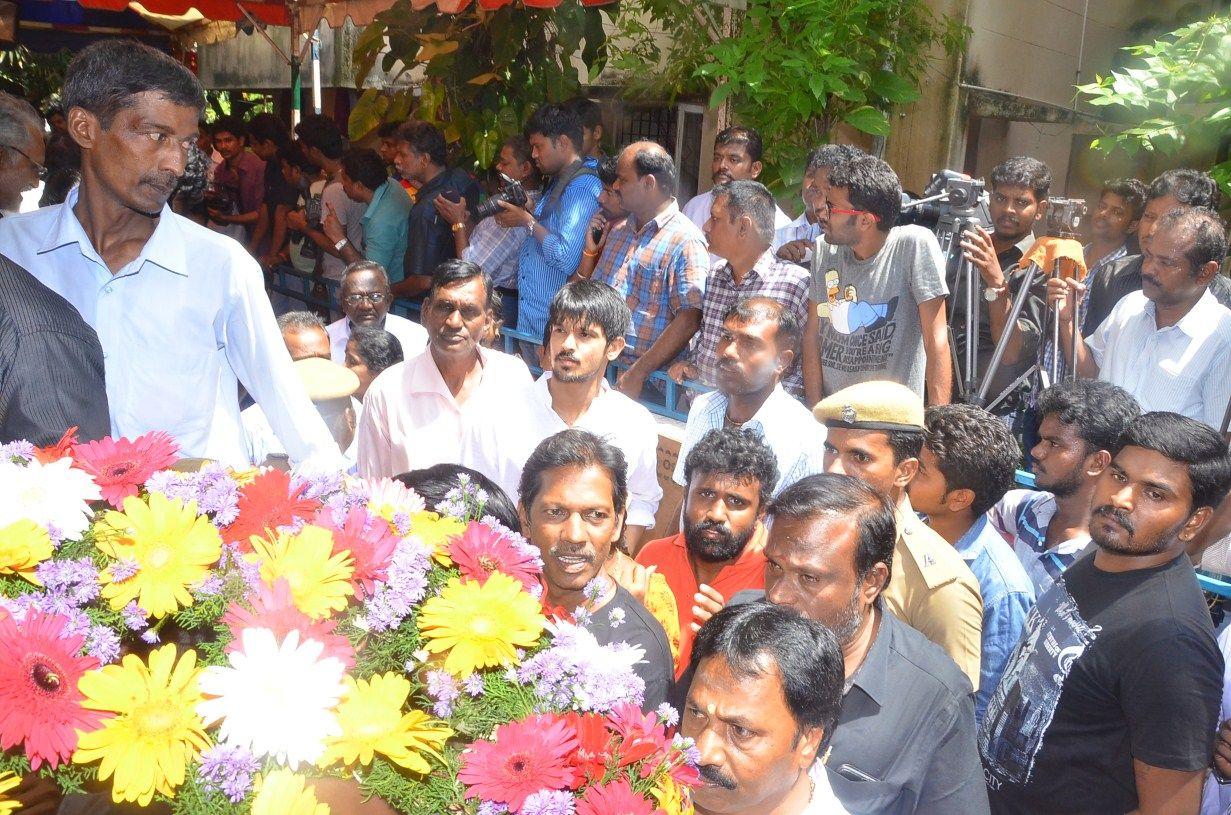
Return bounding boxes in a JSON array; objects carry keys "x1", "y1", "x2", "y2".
[
  {"x1": 1049, "y1": 262, "x2": 1062, "y2": 384},
  {"x1": 964, "y1": 256, "x2": 977, "y2": 392},
  {"x1": 1068, "y1": 284, "x2": 1082, "y2": 381},
  {"x1": 975, "y1": 262, "x2": 1040, "y2": 405}
]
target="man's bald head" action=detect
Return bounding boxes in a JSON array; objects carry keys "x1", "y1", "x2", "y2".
[{"x1": 615, "y1": 140, "x2": 677, "y2": 223}]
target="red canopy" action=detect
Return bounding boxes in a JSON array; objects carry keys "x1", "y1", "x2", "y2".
[{"x1": 76, "y1": 0, "x2": 290, "y2": 25}]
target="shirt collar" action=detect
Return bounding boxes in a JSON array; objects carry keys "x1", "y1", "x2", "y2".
[
  {"x1": 408, "y1": 344, "x2": 490, "y2": 395},
  {"x1": 712, "y1": 384, "x2": 788, "y2": 432},
  {"x1": 634, "y1": 199, "x2": 682, "y2": 236},
  {"x1": 1143, "y1": 288, "x2": 1220, "y2": 338},
  {"x1": 954, "y1": 514, "x2": 990, "y2": 564},
  {"x1": 38, "y1": 186, "x2": 188, "y2": 276},
  {"x1": 846, "y1": 608, "x2": 894, "y2": 707},
  {"x1": 364, "y1": 179, "x2": 392, "y2": 220},
  {"x1": 533, "y1": 370, "x2": 612, "y2": 409},
  {"x1": 715, "y1": 248, "x2": 778, "y2": 286}
]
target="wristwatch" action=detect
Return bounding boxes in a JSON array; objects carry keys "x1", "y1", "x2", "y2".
[
  {"x1": 984, "y1": 285, "x2": 1007, "y2": 302},
  {"x1": 334, "y1": 237, "x2": 349, "y2": 252}
]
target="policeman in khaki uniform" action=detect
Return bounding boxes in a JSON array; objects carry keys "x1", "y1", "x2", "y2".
[{"x1": 813, "y1": 380, "x2": 983, "y2": 689}]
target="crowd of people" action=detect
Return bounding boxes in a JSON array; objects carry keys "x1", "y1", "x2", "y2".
[{"x1": 4, "y1": 35, "x2": 1231, "y2": 815}]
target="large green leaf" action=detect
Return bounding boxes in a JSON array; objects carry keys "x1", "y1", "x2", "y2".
[
  {"x1": 842, "y1": 105, "x2": 891, "y2": 136},
  {"x1": 348, "y1": 89, "x2": 389, "y2": 141}
]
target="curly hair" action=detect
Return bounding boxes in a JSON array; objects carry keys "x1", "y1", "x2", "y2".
[
  {"x1": 683, "y1": 427, "x2": 780, "y2": 510},
  {"x1": 923, "y1": 405, "x2": 1021, "y2": 517}
]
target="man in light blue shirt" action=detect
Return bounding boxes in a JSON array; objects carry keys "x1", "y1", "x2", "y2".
[
  {"x1": 673, "y1": 297, "x2": 824, "y2": 496},
  {"x1": 322, "y1": 148, "x2": 411, "y2": 280},
  {"x1": 909, "y1": 403, "x2": 1035, "y2": 723},
  {"x1": 0, "y1": 39, "x2": 339, "y2": 468}
]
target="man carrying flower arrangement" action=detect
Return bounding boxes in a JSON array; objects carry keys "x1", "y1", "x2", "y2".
[{"x1": 518, "y1": 428, "x2": 675, "y2": 712}]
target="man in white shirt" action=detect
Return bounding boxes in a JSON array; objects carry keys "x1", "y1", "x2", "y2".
[
  {"x1": 326, "y1": 261, "x2": 427, "y2": 363},
  {"x1": 0, "y1": 40, "x2": 338, "y2": 468},
  {"x1": 0, "y1": 92, "x2": 44, "y2": 219},
  {"x1": 463, "y1": 279, "x2": 662, "y2": 549},
  {"x1": 1050, "y1": 207, "x2": 1231, "y2": 429},
  {"x1": 674, "y1": 297, "x2": 824, "y2": 496},
  {"x1": 356, "y1": 259, "x2": 531, "y2": 478}
]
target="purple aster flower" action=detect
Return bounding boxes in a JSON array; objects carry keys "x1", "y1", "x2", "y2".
[
  {"x1": 0, "y1": 440, "x2": 35, "y2": 462},
  {"x1": 33, "y1": 558, "x2": 100, "y2": 607},
  {"x1": 476, "y1": 802, "x2": 509, "y2": 815},
  {"x1": 389, "y1": 510, "x2": 413, "y2": 537},
  {"x1": 607, "y1": 608, "x2": 626, "y2": 629},
  {"x1": 120, "y1": 602, "x2": 148, "y2": 631},
  {"x1": 108, "y1": 559, "x2": 140, "y2": 583},
  {"x1": 426, "y1": 669, "x2": 460, "y2": 718},
  {"x1": 146, "y1": 464, "x2": 242, "y2": 526},
  {"x1": 518, "y1": 621, "x2": 646, "y2": 713},
  {"x1": 656, "y1": 702, "x2": 680, "y2": 728},
  {"x1": 198, "y1": 743, "x2": 260, "y2": 803},
  {"x1": 140, "y1": 629, "x2": 161, "y2": 645},
  {"x1": 292, "y1": 469, "x2": 346, "y2": 502},
  {"x1": 192, "y1": 574, "x2": 225, "y2": 597},
  {"x1": 520, "y1": 789, "x2": 575, "y2": 815},
  {"x1": 462, "y1": 673, "x2": 485, "y2": 697},
  {"x1": 85, "y1": 625, "x2": 121, "y2": 664},
  {"x1": 360, "y1": 538, "x2": 431, "y2": 632}
]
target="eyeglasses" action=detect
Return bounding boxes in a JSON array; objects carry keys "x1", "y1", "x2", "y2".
[
  {"x1": 828, "y1": 208, "x2": 880, "y2": 222},
  {"x1": 343, "y1": 292, "x2": 388, "y2": 306},
  {"x1": 1, "y1": 144, "x2": 47, "y2": 182}
]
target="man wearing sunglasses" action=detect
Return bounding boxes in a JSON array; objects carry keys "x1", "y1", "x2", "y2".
[
  {"x1": 326, "y1": 261, "x2": 427, "y2": 364},
  {"x1": 807, "y1": 154, "x2": 952, "y2": 405},
  {"x1": 0, "y1": 92, "x2": 46, "y2": 218}
]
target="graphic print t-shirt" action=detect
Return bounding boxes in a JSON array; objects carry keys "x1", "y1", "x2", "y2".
[
  {"x1": 979, "y1": 553, "x2": 1222, "y2": 814},
  {"x1": 810, "y1": 225, "x2": 948, "y2": 397}
]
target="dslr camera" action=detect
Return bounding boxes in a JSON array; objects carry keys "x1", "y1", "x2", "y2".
[{"x1": 476, "y1": 172, "x2": 529, "y2": 220}]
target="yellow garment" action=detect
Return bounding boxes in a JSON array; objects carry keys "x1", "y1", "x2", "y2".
[
  {"x1": 644, "y1": 572, "x2": 682, "y2": 667},
  {"x1": 1020, "y1": 237, "x2": 1088, "y2": 281},
  {"x1": 880, "y1": 499, "x2": 984, "y2": 690}
]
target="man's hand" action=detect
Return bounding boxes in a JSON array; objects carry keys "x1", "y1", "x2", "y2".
[
  {"x1": 960, "y1": 226, "x2": 1007, "y2": 290},
  {"x1": 689, "y1": 584, "x2": 726, "y2": 633},
  {"x1": 1214, "y1": 719, "x2": 1231, "y2": 781},
  {"x1": 667, "y1": 360, "x2": 696, "y2": 384},
  {"x1": 12, "y1": 773, "x2": 63, "y2": 815},
  {"x1": 616, "y1": 366, "x2": 647, "y2": 399},
  {"x1": 322, "y1": 204, "x2": 345, "y2": 244},
  {"x1": 495, "y1": 199, "x2": 534, "y2": 230},
  {"x1": 208, "y1": 208, "x2": 228, "y2": 224},
  {"x1": 585, "y1": 212, "x2": 609, "y2": 254},
  {"x1": 434, "y1": 194, "x2": 469, "y2": 228},
  {"x1": 1045, "y1": 276, "x2": 1084, "y2": 327},
  {"x1": 777, "y1": 238, "x2": 812, "y2": 264},
  {"x1": 606, "y1": 549, "x2": 657, "y2": 604},
  {"x1": 286, "y1": 209, "x2": 309, "y2": 232}
]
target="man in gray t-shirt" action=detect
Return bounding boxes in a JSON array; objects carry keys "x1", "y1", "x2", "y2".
[{"x1": 806, "y1": 155, "x2": 951, "y2": 403}]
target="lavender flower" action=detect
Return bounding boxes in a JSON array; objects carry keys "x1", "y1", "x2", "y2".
[
  {"x1": 85, "y1": 625, "x2": 121, "y2": 665},
  {"x1": 0, "y1": 440, "x2": 35, "y2": 463},
  {"x1": 520, "y1": 789, "x2": 575, "y2": 815},
  {"x1": 33, "y1": 558, "x2": 100, "y2": 606},
  {"x1": 108, "y1": 559, "x2": 140, "y2": 583},
  {"x1": 357, "y1": 538, "x2": 431, "y2": 632},
  {"x1": 673, "y1": 733, "x2": 700, "y2": 768},
  {"x1": 462, "y1": 673, "x2": 485, "y2": 697},
  {"x1": 198, "y1": 743, "x2": 260, "y2": 803},
  {"x1": 292, "y1": 469, "x2": 346, "y2": 502},
  {"x1": 607, "y1": 608, "x2": 626, "y2": 629},
  {"x1": 140, "y1": 629, "x2": 161, "y2": 645},
  {"x1": 192, "y1": 574, "x2": 225, "y2": 597},
  {"x1": 656, "y1": 702, "x2": 680, "y2": 728},
  {"x1": 146, "y1": 464, "x2": 241, "y2": 526},
  {"x1": 517, "y1": 621, "x2": 646, "y2": 713},
  {"x1": 426, "y1": 669, "x2": 460, "y2": 718},
  {"x1": 476, "y1": 802, "x2": 509, "y2": 815},
  {"x1": 120, "y1": 602, "x2": 148, "y2": 631}
]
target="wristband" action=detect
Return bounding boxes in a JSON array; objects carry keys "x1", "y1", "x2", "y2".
[
  {"x1": 451, "y1": 222, "x2": 466, "y2": 233},
  {"x1": 582, "y1": 249, "x2": 599, "y2": 258},
  {"x1": 334, "y1": 238, "x2": 349, "y2": 252}
]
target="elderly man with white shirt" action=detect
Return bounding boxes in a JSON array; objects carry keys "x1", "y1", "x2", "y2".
[
  {"x1": 463, "y1": 279, "x2": 661, "y2": 550},
  {"x1": 1050, "y1": 207, "x2": 1231, "y2": 430},
  {"x1": 0, "y1": 40, "x2": 338, "y2": 469},
  {"x1": 326, "y1": 261, "x2": 427, "y2": 363},
  {"x1": 356, "y1": 259, "x2": 531, "y2": 478}
]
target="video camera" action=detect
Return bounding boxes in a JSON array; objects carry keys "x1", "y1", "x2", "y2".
[
  {"x1": 1043, "y1": 197, "x2": 1087, "y2": 238},
  {"x1": 476, "y1": 172, "x2": 529, "y2": 220}
]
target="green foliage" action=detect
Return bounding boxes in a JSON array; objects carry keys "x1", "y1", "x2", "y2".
[
  {"x1": 0, "y1": 749, "x2": 98, "y2": 795},
  {"x1": 693, "y1": 0, "x2": 966, "y2": 191},
  {"x1": 0, "y1": 47, "x2": 72, "y2": 110},
  {"x1": 359, "y1": 754, "x2": 466, "y2": 815},
  {"x1": 351, "y1": 1, "x2": 613, "y2": 173},
  {"x1": 347, "y1": 616, "x2": 424, "y2": 680},
  {"x1": 1079, "y1": 14, "x2": 1231, "y2": 195},
  {"x1": 161, "y1": 766, "x2": 246, "y2": 815},
  {"x1": 442, "y1": 669, "x2": 537, "y2": 741}
]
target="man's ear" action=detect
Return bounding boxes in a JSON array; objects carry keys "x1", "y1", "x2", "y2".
[
  {"x1": 605, "y1": 336, "x2": 627, "y2": 362},
  {"x1": 67, "y1": 107, "x2": 99, "y2": 151},
  {"x1": 945, "y1": 487, "x2": 976, "y2": 514},
  {"x1": 794, "y1": 725, "x2": 826, "y2": 771},
  {"x1": 1034, "y1": 198, "x2": 1049, "y2": 224},
  {"x1": 894, "y1": 457, "x2": 920, "y2": 488},
  {"x1": 518, "y1": 502, "x2": 531, "y2": 533},
  {"x1": 1178, "y1": 506, "x2": 1214, "y2": 543},
  {"x1": 750, "y1": 160, "x2": 764, "y2": 180},
  {"x1": 775, "y1": 346, "x2": 796, "y2": 379},
  {"x1": 1086, "y1": 449, "x2": 1112, "y2": 477},
  {"x1": 1194, "y1": 259, "x2": 1221, "y2": 287}
]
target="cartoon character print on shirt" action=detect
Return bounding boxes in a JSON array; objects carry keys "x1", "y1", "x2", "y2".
[
  {"x1": 817, "y1": 268, "x2": 900, "y2": 375},
  {"x1": 978, "y1": 580, "x2": 1100, "y2": 790}
]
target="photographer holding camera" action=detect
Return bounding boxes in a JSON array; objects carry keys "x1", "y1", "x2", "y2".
[
  {"x1": 435, "y1": 135, "x2": 541, "y2": 330},
  {"x1": 321, "y1": 148, "x2": 412, "y2": 278}
]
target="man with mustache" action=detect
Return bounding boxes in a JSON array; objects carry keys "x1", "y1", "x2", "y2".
[
  {"x1": 1049, "y1": 207, "x2": 1231, "y2": 429},
  {"x1": 462, "y1": 279, "x2": 661, "y2": 550},
  {"x1": 980, "y1": 411, "x2": 1230, "y2": 815},
  {"x1": 0, "y1": 40, "x2": 339, "y2": 468},
  {"x1": 356, "y1": 259, "x2": 531, "y2": 477},
  {"x1": 638, "y1": 426, "x2": 778, "y2": 677},
  {"x1": 672, "y1": 297, "x2": 825, "y2": 499},
  {"x1": 987, "y1": 379, "x2": 1140, "y2": 595},
  {"x1": 683, "y1": 602, "x2": 849, "y2": 815},
  {"x1": 518, "y1": 428, "x2": 673, "y2": 711}
]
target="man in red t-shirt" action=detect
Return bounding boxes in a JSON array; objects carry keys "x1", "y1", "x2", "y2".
[{"x1": 637, "y1": 426, "x2": 778, "y2": 677}]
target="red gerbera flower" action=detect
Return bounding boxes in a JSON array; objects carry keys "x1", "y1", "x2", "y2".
[
  {"x1": 607, "y1": 703, "x2": 673, "y2": 771},
  {"x1": 71, "y1": 431, "x2": 179, "y2": 508},
  {"x1": 222, "y1": 579, "x2": 355, "y2": 669},
  {"x1": 566, "y1": 711, "x2": 616, "y2": 781},
  {"x1": 0, "y1": 610, "x2": 105, "y2": 769},
  {"x1": 576, "y1": 778, "x2": 662, "y2": 815},
  {"x1": 459, "y1": 714, "x2": 581, "y2": 812},
  {"x1": 317, "y1": 506, "x2": 399, "y2": 595},
  {"x1": 34, "y1": 427, "x2": 78, "y2": 464},
  {"x1": 450, "y1": 521, "x2": 542, "y2": 591},
  {"x1": 223, "y1": 469, "x2": 321, "y2": 550}
]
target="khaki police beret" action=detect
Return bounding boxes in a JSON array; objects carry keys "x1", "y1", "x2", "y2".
[
  {"x1": 294, "y1": 357, "x2": 360, "y2": 401},
  {"x1": 813, "y1": 380, "x2": 924, "y2": 432}
]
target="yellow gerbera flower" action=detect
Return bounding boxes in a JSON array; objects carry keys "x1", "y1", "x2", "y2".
[
  {"x1": 251, "y1": 770, "x2": 330, "y2": 815},
  {"x1": 322, "y1": 672, "x2": 452, "y2": 772},
  {"x1": 0, "y1": 518, "x2": 53, "y2": 583},
  {"x1": 251, "y1": 525, "x2": 354, "y2": 620},
  {"x1": 0, "y1": 770, "x2": 20, "y2": 815},
  {"x1": 418, "y1": 573, "x2": 545, "y2": 677},
  {"x1": 407, "y1": 510, "x2": 465, "y2": 566},
  {"x1": 73, "y1": 644, "x2": 211, "y2": 807},
  {"x1": 652, "y1": 774, "x2": 695, "y2": 815},
  {"x1": 94, "y1": 492, "x2": 223, "y2": 618}
]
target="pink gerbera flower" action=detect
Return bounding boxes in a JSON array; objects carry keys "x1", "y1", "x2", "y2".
[
  {"x1": 317, "y1": 506, "x2": 398, "y2": 595},
  {"x1": 72, "y1": 432, "x2": 179, "y2": 507},
  {"x1": 450, "y1": 521, "x2": 541, "y2": 591},
  {"x1": 459, "y1": 714, "x2": 580, "y2": 812},
  {"x1": 0, "y1": 610, "x2": 105, "y2": 769},
  {"x1": 224, "y1": 470, "x2": 321, "y2": 550},
  {"x1": 608, "y1": 702, "x2": 673, "y2": 768},
  {"x1": 576, "y1": 778, "x2": 662, "y2": 815},
  {"x1": 223, "y1": 579, "x2": 355, "y2": 669}
]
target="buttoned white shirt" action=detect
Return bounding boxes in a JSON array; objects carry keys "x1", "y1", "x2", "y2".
[
  {"x1": 772, "y1": 210, "x2": 821, "y2": 254},
  {"x1": 327, "y1": 312, "x2": 428, "y2": 364},
  {"x1": 356, "y1": 345, "x2": 532, "y2": 478},
  {"x1": 1087, "y1": 289, "x2": 1231, "y2": 429},
  {"x1": 461, "y1": 372, "x2": 663, "y2": 527},
  {"x1": 673, "y1": 384, "x2": 826, "y2": 495},
  {"x1": 0, "y1": 187, "x2": 338, "y2": 468}
]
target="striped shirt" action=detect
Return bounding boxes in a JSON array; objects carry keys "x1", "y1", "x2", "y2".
[
  {"x1": 692, "y1": 250, "x2": 811, "y2": 396},
  {"x1": 516, "y1": 170, "x2": 601, "y2": 341},
  {"x1": 593, "y1": 200, "x2": 708, "y2": 359},
  {"x1": 462, "y1": 189, "x2": 539, "y2": 290}
]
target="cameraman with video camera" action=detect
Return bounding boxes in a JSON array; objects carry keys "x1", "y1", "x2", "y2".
[{"x1": 435, "y1": 135, "x2": 541, "y2": 330}]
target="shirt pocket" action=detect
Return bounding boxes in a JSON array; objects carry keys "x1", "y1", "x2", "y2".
[
  {"x1": 827, "y1": 769, "x2": 906, "y2": 814},
  {"x1": 117, "y1": 343, "x2": 220, "y2": 441}
]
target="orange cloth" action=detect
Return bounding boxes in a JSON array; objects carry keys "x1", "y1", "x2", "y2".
[
  {"x1": 1020, "y1": 237, "x2": 1088, "y2": 281},
  {"x1": 636, "y1": 526, "x2": 767, "y2": 678}
]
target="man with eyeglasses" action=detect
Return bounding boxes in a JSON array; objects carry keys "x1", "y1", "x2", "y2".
[
  {"x1": 0, "y1": 92, "x2": 46, "y2": 218},
  {"x1": 326, "y1": 261, "x2": 427, "y2": 364}
]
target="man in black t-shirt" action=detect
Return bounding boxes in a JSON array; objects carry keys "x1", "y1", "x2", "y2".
[{"x1": 980, "y1": 411, "x2": 1231, "y2": 814}]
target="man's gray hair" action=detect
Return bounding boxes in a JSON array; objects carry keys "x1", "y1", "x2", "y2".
[
  {"x1": 0, "y1": 92, "x2": 43, "y2": 163},
  {"x1": 276, "y1": 311, "x2": 327, "y2": 331},
  {"x1": 342, "y1": 260, "x2": 390, "y2": 287},
  {"x1": 712, "y1": 179, "x2": 776, "y2": 245}
]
